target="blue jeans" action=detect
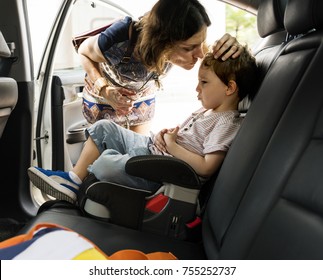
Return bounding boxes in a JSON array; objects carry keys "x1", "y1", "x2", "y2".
[{"x1": 86, "y1": 119, "x2": 161, "y2": 192}]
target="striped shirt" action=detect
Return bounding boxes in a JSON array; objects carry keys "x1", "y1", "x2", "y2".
[{"x1": 150, "y1": 108, "x2": 243, "y2": 156}]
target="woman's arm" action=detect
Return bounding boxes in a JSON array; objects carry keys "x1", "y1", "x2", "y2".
[
  {"x1": 168, "y1": 144, "x2": 226, "y2": 177},
  {"x1": 78, "y1": 35, "x2": 135, "y2": 114},
  {"x1": 78, "y1": 34, "x2": 106, "y2": 81}
]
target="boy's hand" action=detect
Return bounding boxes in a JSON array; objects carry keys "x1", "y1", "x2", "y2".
[
  {"x1": 164, "y1": 126, "x2": 180, "y2": 150},
  {"x1": 154, "y1": 128, "x2": 169, "y2": 152}
]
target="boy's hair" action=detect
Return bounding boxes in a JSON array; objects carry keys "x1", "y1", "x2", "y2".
[
  {"x1": 201, "y1": 46, "x2": 260, "y2": 101},
  {"x1": 135, "y1": 0, "x2": 211, "y2": 75}
]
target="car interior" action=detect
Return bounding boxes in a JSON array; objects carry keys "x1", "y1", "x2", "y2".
[
  {"x1": 1, "y1": 0, "x2": 323, "y2": 260},
  {"x1": 0, "y1": 32, "x2": 18, "y2": 140}
]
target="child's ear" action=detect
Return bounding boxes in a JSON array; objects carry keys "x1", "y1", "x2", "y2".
[{"x1": 225, "y1": 80, "x2": 238, "y2": 96}]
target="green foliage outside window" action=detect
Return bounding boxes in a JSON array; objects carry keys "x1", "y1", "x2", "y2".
[{"x1": 225, "y1": 5, "x2": 260, "y2": 47}]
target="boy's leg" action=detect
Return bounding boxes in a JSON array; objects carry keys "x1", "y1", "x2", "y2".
[
  {"x1": 27, "y1": 126, "x2": 101, "y2": 204},
  {"x1": 86, "y1": 120, "x2": 160, "y2": 191},
  {"x1": 28, "y1": 120, "x2": 153, "y2": 202},
  {"x1": 73, "y1": 136, "x2": 100, "y2": 181},
  {"x1": 87, "y1": 119, "x2": 152, "y2": 155},
  {"x1": 89, "y1": 149, "x2": 161, "y2": 192}
]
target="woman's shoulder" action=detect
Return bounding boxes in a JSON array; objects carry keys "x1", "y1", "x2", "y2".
[
  {"x1": 116, "y1": 16, "x2": 133, "y2": 28},
  {"x1": 98, "y1": 16, "x2": 134, "y2": 51},
  {"x1": 101, "y1": 16, "x2": 133, "y2": 40}
]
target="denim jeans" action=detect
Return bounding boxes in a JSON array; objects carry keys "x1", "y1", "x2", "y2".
[{"x1": 86, "y1": 119, "x2": 161, "y2": 192}]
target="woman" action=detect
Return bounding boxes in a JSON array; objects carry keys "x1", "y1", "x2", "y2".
[{"x1": 79, "y1": 0, "x2": 242, "y2": 135}]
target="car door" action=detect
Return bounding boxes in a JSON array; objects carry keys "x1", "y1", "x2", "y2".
[{"x1": 31, "y1": 0, "x2": 133, "y2": 205}]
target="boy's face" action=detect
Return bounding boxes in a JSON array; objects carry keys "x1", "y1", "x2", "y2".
[{"x1": 196, "y1": 65, "x2": 228, "y2": 110}]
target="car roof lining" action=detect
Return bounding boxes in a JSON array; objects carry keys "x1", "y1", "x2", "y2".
[{"x1": 218, "y1": 0, "x2": 259, "y2": 15}]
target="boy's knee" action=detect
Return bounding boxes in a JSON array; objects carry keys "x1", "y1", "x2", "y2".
[
  {"x1": 90, "y1": 119, "x2": 118, "y2": 138},
  {"x1": 91, "y1": 153, "x2": 128, "y2": 181}
]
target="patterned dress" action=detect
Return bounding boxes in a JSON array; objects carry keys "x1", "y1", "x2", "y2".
[{"x1": 82, "y1": 16, "x2": 171, "y2": 127}]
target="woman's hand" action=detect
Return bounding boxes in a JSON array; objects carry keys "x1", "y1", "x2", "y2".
[
  {"x1": 212, "y1": 33, "x2": 243, "y2": 61},
  {"x1": 102, "y1": 87, "x2": 136, "y2": 115}
]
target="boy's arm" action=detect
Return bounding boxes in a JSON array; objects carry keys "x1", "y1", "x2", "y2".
[
  {"x1": 166, "y1": 142, "x2": 226, "y2": 177},
  {"x1": 164, "y1": 127, "x2": 226, "y2": 177}
]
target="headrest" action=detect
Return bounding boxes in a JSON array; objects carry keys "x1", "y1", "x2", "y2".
[
  {"x1": 257, "y1": 0, "x2": 288, "y2": 38},
  {"x1": 284, "y1": 0, "x2": 323, "y2": 35},
  {"x1": 0, "y1": 32, "x2": 10, "y2": 58}
]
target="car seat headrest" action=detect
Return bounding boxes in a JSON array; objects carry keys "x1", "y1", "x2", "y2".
[
  {"x1": 284, "y1": 0, "x2": 323, "y2": 35},
  {"x1": 0, "y1": 32, "x2": 11, "y2": 58},
  {"x1": 257, "y1": 0, "x2": 288, "y2": 38}
]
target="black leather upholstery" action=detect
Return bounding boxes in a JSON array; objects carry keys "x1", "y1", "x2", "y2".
[
  {"x1": 203, "y1": 0, "x2": 323, "y2": 259},
  {"x1": 21, "y1": 209, "x2": 206, "y2": 259},
  {"x1": 284, "y1": 0, "x2": 323, "y2": 35},
  {"x1": 20, "y1": 0, "x2": 323, "y2": 259},
  {"x1": 257, "y1": 0, "x2": 287, "y2": 37}
]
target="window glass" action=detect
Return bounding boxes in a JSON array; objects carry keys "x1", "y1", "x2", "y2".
[
  {"x1": 53, "y1": 0, "x2": 132, "y2": 70},
  {"x1": 26, "y1": 0, "x2": 62, "y2": 75},
  {"x1": 225, "y1": 5, "x2": 259, "y2": 47}
]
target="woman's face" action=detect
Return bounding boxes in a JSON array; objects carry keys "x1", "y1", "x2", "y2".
[{"x1": 168, "y1": 25, "x2": 207, "y2": 70}]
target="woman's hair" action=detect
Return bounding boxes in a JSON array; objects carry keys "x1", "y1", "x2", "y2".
[
  {"x1": 201, "y1": 46, "x2": 260, "y2": 101},
  {"x1": 134, "y1": 0, "x2": 211, "y2": 75}
]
